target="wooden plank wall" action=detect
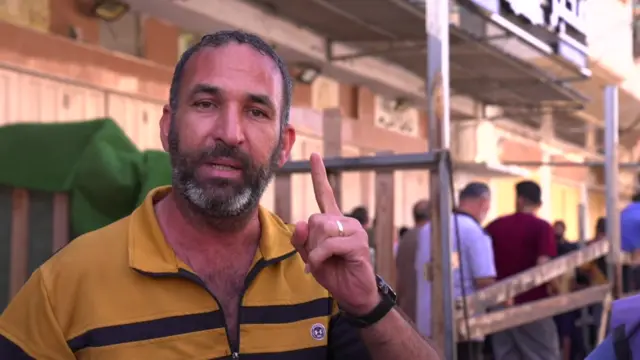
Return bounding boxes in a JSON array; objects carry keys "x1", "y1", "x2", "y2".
[{"x1": 0, "y1": 187, "x2": 69, "y2": 310}]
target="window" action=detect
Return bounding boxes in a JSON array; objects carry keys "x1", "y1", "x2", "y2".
[{"x1": 99, "y1": 11, "x2": 143, "y2": 57}]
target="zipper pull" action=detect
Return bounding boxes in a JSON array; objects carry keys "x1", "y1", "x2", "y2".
[{"x1": 232, "y1": 352, "x2": 239, "y2": 359}]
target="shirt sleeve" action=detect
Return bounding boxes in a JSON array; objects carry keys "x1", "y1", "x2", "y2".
[
  {"x1": 463, "y1": 223, "x2": 497, "y2": 279},
  {"x1": 327, "y1": 313, "x2": 373, "y2": 360},
  {"x1": 0, "y1": 269, "x2": 74, "y2": 359},
  {"x1": 536, "y1": 221, "x2": 557, "y2": 259}
]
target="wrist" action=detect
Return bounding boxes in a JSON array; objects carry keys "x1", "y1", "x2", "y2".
[{"x1": 342, "y1": 292, "x2": 381, "y2": 316}]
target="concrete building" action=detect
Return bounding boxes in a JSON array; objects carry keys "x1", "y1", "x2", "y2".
[{"x1": 0, "y1": 0, "x2": 638, "y2": 240}]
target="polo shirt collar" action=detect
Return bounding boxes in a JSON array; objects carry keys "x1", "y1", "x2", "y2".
[{"x1": 128, "y1": 186, "x2": 296, "y2": 274}]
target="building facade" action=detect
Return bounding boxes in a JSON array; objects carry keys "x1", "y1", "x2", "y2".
[{"x1": 0, "y1": 0, "x2": 638, "y2": 240}]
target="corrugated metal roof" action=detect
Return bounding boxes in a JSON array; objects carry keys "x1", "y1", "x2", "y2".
[{"x1": 244, "y1": 0, "x2": 586, "y2": 109}]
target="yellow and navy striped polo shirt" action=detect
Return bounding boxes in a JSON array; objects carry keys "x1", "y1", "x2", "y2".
[{"x1": 0, "y1": 187, "x2": 371, "y2": 359}]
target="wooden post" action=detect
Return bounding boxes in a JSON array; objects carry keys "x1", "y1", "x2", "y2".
[
  {"x1": 274, "y1": 175, "x2": 292, "y2": 223},
  {"x1": 322, "y1": 108, "x2": 343, "y2": 210},
  {"x1": 9, "y1": 189, "x2": 29, "y2": 299},
  {"x1": 427, "y1": 0, "x2": 454, "y2": 354},
  {"x1": 52, "y1": 193, "x2": 70, "y2": 253},
  {"x1": 374, "y1": 151, "x2": 396, "y2": 288}
]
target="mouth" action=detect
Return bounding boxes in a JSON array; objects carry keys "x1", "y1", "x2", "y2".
[{"x1": 198, "y1": 157, "x2": 244, "y2": 179}]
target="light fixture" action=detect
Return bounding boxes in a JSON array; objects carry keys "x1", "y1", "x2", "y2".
[
  {"x1": 390, "y1": 97, "x2": 411, "y2": 112},
  {"x1": 89, "y1": 0, "x2": 130, "y2": 22},
  {"x1": 294, "y1": 63, "x2": 321, "y2": 85}
]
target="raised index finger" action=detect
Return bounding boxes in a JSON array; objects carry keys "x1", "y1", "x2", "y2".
[{"x1": 309, "y1": 153, "x2": 341, "y2": 215}]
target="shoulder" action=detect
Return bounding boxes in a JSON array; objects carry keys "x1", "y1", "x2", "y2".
[
  {"x1": 454, "y1": 214, "x2": 480, "y2": 229},
  {"x1": 39, "y1": 216, "x2": 131, "y2": 303},
  {"x1": 486, "y1": 215, "x2": 510, "y2": 232},
  {"x1": 43, "y1": 216, "x2": 130, "y2": 276}
]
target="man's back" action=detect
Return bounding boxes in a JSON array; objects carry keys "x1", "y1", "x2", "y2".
[
  {"x1": 622, "y1": 203, "x2": 640, "y2": 252},
  {"x1": 395, "y1": 227, "x2": 421, "y2": 323},
  {"x1": 486, "y1": 212, "x2": 556, "y2": 304},
  {"x1": 414, "y1": 213, "x2": 496, "y2": 337}
]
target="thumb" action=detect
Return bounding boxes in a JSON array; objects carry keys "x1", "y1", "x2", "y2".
[{"x1": 291, "y1": 221, "x2": 310, "y2": 263}]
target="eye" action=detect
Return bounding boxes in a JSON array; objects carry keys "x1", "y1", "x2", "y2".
[
  {"x1": 193, "y1": 100, "x2": 216, "y2": 110},
  {"x1": 248, "y1": 108, "x2": 267, "y2": 118}
]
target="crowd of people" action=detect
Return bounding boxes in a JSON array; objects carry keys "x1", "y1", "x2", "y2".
[{"x1": 348, "y1": 180, "x2": 638, "y2": 360}]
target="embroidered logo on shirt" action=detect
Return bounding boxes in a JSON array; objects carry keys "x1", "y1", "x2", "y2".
[{"x1": 310, "y1": 323, "x2": 326, "y2": 341}]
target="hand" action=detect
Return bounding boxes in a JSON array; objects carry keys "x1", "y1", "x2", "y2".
[{"x1": 290, "y1": 153, "x2": 379, "y2": 316}]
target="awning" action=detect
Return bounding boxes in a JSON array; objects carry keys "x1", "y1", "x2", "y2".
[{"x1": 245, "y1": 0, "x2": 587, "y2": 109}]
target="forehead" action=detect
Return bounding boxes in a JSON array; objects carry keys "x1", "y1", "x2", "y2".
[{"x1": 181, "y1": 43, "x2": 283, "y2": 103}]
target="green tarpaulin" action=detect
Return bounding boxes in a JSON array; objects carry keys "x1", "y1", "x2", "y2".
[{"x1": 0, "y1": 119, "x2": 172, "y2": 237}]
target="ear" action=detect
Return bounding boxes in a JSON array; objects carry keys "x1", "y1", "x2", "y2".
[
  {"x1": 160, "y1": 105, "x2": 172, "y2": 152},
  {"x1": 277, "y1": 125, "x2": 296, "y2": 167}
]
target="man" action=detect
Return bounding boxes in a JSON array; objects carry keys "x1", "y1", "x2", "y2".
[
  {"x1": 552, "y1": 220, "x2": 581, "y2": 360},
  {"x1": 621, "y1": 193, "x2": 640, "y2": 292},
  {"x1": 0, "y1": 31, "x2": 440, "y2": 359},
  {"x1": 414, "y1": 182, "x2": 497, "y2": 360},
  {"x1": 554, "y1": 220, "x2": 578, "y2": 257},
  {"x1": 486, "y1": 180, "x2": 560, "y2": 360},
  {"x1": 395, "y1": 199, "x2": 430, "y2": 323},
  {"x1": 579, "y1": 218, "x2": 607, "y2": 350}
]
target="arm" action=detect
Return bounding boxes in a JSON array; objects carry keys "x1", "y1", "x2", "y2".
[
  {"x1": 358, "y1": 308, "x2": 442, "y2": 360},
  {"x1": 0, "y1": 269, "x2": 74, "y2": 359},
  {"x1": 465, "y1": 225, "x2": 497, "y2": 289},
  {"x1": 329, "y1": 299, "x2": 442, "y2": 360}
]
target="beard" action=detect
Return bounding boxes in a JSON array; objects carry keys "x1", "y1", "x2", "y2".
[{"x1": 168, "y1": 124, "x2": 281, "y2": 219}]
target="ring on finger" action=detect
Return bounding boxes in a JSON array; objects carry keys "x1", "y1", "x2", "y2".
[{"x1": 336, "y1": 220, "x2": 344, "y2": 237}]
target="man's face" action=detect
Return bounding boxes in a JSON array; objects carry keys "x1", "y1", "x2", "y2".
[
  {"x1": 478, "y1": 196, "x2": 491, "y2": 223},
  {"x1": 554, "y1": 223, "x2": 565, "y2": 238},
  {"x1": 160, "y1": 44, "x2": 295, "y2": 218}
]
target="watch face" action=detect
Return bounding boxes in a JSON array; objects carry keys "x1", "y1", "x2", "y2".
[{"x1": 376, "y1": 275, "x2": 397, "y2": 303}]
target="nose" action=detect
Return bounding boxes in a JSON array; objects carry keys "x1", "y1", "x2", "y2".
[{"x1": 214, "y1": 104, "x2": 245, "y2": 146}]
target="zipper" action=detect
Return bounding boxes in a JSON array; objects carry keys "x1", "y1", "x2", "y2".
[{"x1": 174, "y1": 250, "x2": 298, "y2": 358}]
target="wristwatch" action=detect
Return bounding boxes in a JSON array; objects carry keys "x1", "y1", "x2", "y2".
[{"x1": 341, "y1": 275, "x2": 397, "y2": 328}]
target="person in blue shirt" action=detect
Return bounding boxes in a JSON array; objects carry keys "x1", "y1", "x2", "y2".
[{"x1": 621, "y1": 193, "x2": 640, "y2": 292}]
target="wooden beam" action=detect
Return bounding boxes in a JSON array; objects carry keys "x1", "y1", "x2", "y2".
[
  {"x1": 597, "y1": 292, "x2": 613, "y2": 344},
  {"x1": 52, "y1": 193, "x2": 69, "y2": 253},
  {"x1": 322, "y1": 108, "x2": 343, "y2": 211},
  {"x1": 374, "y1": 151, "x2": 395, "y2": 288},
  {"x1": 274, "y1": 175, "x2": 292, "y2": 223},
  {"x1": 9, "y1": 188, "x2": 29, "y2": 299},
  {"x1": 460, "y1": 285, "x2": 610, "y2": 340},
  {"x1": 463, "y1": 240, "x2": 609, "y2": 315}
]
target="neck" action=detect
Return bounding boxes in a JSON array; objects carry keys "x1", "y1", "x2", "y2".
[
  {"x1": 517, "y1": 206, "x2": 537, "y2": 214},
  {"x1": 156, "y1": 192, "x2": 261, "y2": 253},
  {"x1": 457, "y1": 205, "x2": 479, "y2": 222}
]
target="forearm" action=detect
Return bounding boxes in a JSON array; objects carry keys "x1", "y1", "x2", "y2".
[{"x1": 359, "y1": 309, "x2": 442, "y2": 360}]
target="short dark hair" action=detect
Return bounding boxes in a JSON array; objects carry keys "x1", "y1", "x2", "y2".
[
  {"x1": 459, "y1": 182, "x2": 490, "y2": 202},
  {"x1": 413, "y1": 199, "x2": 431, "y2": 224},
  {"x1": 169, "y1": 30, "x2": 293, "y2": 128},
  {"x1": 596, "y1": 217, "x2": 606, "y2": 234},
  {"x1": 516, "y1": 180, "x2": 542, "y2": 205},
  {"x1": 349, "y1": 206, "x2": 370, "y2": 226},
  {"x1": 633, "y1": 192, "x2": 640, "y2": 202}
]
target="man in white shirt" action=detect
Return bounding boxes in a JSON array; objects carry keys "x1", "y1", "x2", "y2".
[{"x1": 415, "y1": 182, "x2": 497, "y2": 360}]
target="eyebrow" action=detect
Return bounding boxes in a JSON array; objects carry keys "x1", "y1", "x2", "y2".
[{"x1": 189, "y1": 83, "x2": 276, "y2": 113}]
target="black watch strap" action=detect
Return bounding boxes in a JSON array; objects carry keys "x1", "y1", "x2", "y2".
[{"x1": 341, "y1": 275, "x2": 397, "y2": 328}]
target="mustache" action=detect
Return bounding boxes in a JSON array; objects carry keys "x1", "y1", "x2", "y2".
[{"x1": 190, "y1": 142, "x2": 252, "y2": 170}]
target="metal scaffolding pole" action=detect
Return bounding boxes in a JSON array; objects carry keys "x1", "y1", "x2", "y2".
[
  {"x1": 426, "y1": 0, "x2": 455, "y2": 358},
  {"x1": 604, "y1": 85, "x2": 622, "y2": 298}
]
